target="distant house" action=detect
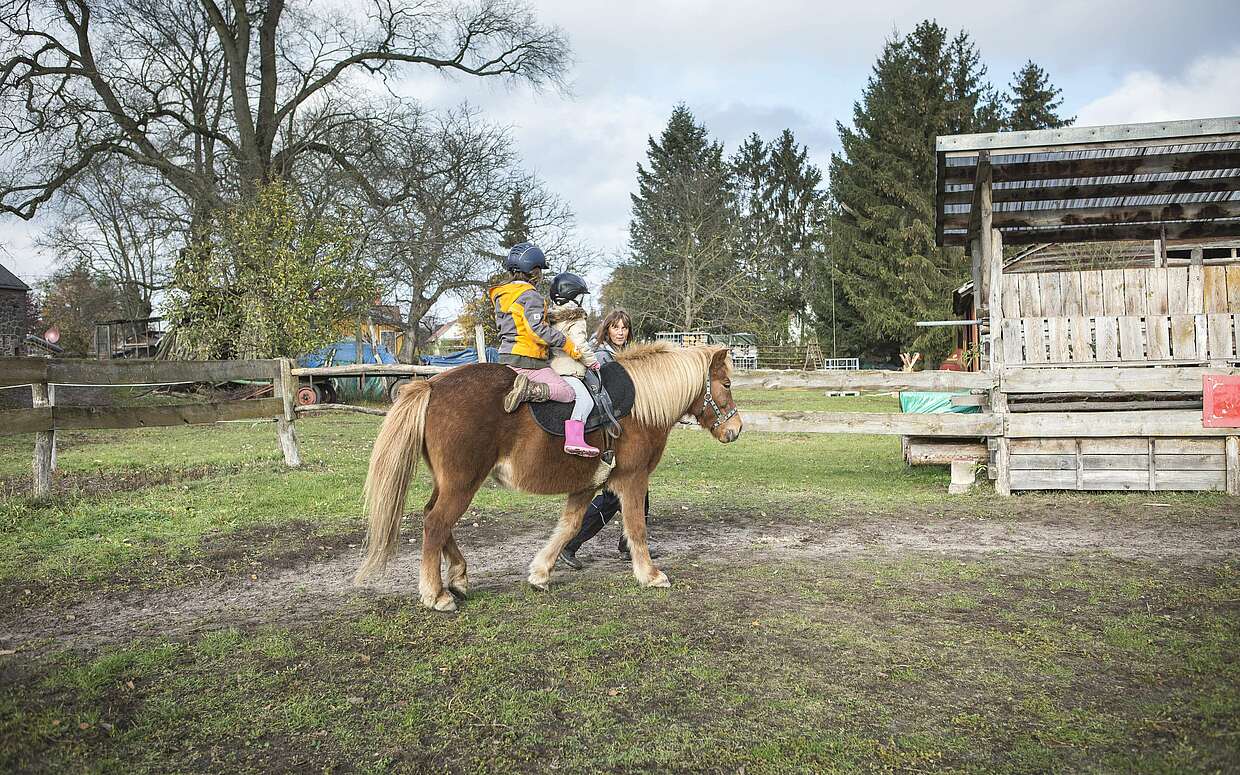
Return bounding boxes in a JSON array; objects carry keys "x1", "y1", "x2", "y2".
[
  {"x1": 0, "y1": 262, "x2": 31, "y2": 357},
  {"x1": 429, "y1": 317, "x2": 468, "y2": 346}
]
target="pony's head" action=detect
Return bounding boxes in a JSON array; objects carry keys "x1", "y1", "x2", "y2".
[
  {"x1": 687, "y1": 346, "x2": 743, "y2": 443},
  {"x1": 617, "y1": 343, "x2": 743, "y2": 443}
]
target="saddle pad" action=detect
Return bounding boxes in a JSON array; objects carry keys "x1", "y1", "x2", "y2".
[{"x1": 530, "y1": 361, "x2": 635, "y2": 437}]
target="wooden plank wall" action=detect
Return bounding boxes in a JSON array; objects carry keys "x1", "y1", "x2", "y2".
[
  {"x1": 1009, "y1": 437, "x2": 1226, "y2": 491},
  {"x1": 999, "y1": 266, "x2": 1233, "y2": 318},
  {"x1": 999, "y1": 266, "x2": 1240, "y2": 364}
]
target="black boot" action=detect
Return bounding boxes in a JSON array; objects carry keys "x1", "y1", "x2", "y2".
[
  {"x1": 559, "y1": 501, "x2": 608, "y2": 570},
  {"x1": 558, "y1": 546, "x2": 583, "y2": 570},
  {"x1": 618, "y1": 535, "x2": 661, "y2": 560}
]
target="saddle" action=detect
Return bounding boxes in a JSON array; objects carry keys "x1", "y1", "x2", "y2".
[{"x1": 529, "y1": 361, "x2": 634, "y2": 437}]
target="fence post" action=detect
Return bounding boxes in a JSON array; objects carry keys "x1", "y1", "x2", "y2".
[
  {"x1": 32, "y1": 382, "x2": 53, "y2": 498},
  {"x1": 474, "y1": 323, "x2": 488, "y2": 363},
  {"x1": 275, "y1": 358, "x2": 302, "y2": 468}
]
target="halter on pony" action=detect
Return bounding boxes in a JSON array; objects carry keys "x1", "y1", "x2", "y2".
[{"x1": 696, "y1": 371, "x2": 737, "y2": 431}]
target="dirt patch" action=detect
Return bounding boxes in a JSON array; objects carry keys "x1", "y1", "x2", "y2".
[{"x1": 4, "y1": 501, "x2": 1238, "y2": 652}]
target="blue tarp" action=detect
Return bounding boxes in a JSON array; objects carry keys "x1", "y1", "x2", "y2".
[
  {"x1": 297, "y1": 340, "x2": 399, "y2": 368},
  {"x1": 296, "y1": 340, "x2": 400, "y2": 401},
  {"x1": 420, "y1": 347, "x2": 500, "y2": 367},
  {"x1": 899, "y1": 391, "x2": 981, "y2": 414}
]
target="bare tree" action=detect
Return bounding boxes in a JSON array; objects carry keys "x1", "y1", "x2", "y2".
[
  {"x1": 0, "y1": 0, "x2": 570, "y2": 230},
  {"x1": 35, "y1": 158, "x2": 181, "y2": 318},
  {"x1": 347, "y1": 107, "x2": 577, "y2": 361}
]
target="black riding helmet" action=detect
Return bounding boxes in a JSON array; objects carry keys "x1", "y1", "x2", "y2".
[
  {"x1": 550, "y1": 272, "x2": 589, "y2": 305},
  {"x1": 504, "y1": 242, "x2": 548, "y2": 274}
]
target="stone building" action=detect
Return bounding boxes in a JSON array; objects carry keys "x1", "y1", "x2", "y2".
[{"x1": 0, "y1": 262, "x2": 31, "y2": 357}]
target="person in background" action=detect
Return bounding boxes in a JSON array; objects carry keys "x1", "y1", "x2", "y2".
[
  {"x1": 490, "y1": 244, "x2": 594, "y2": 461},
  {"x1": 559, "y1": 309, "x2": 660, "y2": 569}
]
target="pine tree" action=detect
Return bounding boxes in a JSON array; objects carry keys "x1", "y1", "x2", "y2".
[
  {"x1": 731, "y1": 132, "x2": 771, "y2": 267},
  {"x1": 821, "y1": 21, "x2": 996, "y2": 362},
  {"x1": 763, "y1": 129, "x2": 824, "y2": 342},
  {"x1": 500, "y1": 189, "x2": 531, "y2": 248},
  {"x1": 1006, "y1": 61, "x2": 1073, "y2": 130},
  {"x1": 617, "y1": 105, "x2": 752, "y2": 336}
]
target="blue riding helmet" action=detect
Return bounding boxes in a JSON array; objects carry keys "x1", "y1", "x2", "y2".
[{"x1": 504, "y1": 242, "x2": 548, "y2": 274}]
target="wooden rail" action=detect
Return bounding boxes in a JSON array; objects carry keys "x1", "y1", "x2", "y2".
[
  {"x1": 733, "y1": 369, "x2": 992, "y2": 391},
  {"x1": 5, "y1": 354, "x2": 1238, "y2": 497},
  {"x1": 3, "y1": 357, "x2": 293, "y2": 497}
]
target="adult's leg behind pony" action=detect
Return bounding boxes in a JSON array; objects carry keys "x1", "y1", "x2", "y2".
[{"x1": 527, "y1": 488, "x2": 599, "y2": 590}]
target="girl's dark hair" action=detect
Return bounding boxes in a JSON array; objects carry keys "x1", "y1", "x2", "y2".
[
  {"x1": 593, "y1": 309, "x2": 633, "y2": 349},
  {"x1": 509, "y1": 270, "x2": 537, "y2": 283}
]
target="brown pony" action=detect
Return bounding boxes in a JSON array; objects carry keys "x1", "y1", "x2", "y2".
[{"x1": 355, "y1": 343, "x2": 744, "y2": 611}]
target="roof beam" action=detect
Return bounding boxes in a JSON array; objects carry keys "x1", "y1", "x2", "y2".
[
  {"x1": 941, "y1": 174, "x2": 1240, "y2": 206},
  {"x1": 943, "y1": 218, "x2": 1240, "y2": 247},
  {"x1": 943, "y1": 149, "x2": 1240, "y2": 185},
  {"x1": 943, "y1": 198, "x2": 1240, "y2": 230},
  {"x1": 936, "y1": 116, "x2": 1240, "y2": 155}
]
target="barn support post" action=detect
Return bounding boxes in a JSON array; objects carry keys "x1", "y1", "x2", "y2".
[
  {"x1": 32, "y1": 382, "x2": 53, "y2": 498},
  {"x1": 275, "y1": 358, "x2": 302, "y2": 468},
  {"x1": 988, "y1": 223, "x2": 1011, "y2": 496},
  {"x1": 474, "y1": 324, "x2": 488, "y2": 363},
  {"x1": 1227, "y1": 436, "x2": 1240, "y2": 496}
]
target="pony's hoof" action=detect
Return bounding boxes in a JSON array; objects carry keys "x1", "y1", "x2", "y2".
[
  {"x1": 644, "y1": 571, "x2": 671, "y2": 588},
  {"x1": 527, "y1": 573, "x2": 550, "y2": 592},
  {"x1": 448, "y1": 583, "x2": 468, "y2": 599},
  {"x1": 422, "y1": 592, "x2": 458, "y2": 612}
]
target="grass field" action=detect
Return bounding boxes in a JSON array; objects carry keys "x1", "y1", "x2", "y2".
[{"x1": 1, "y1": 388, "x2": 1237, "y2": 773}]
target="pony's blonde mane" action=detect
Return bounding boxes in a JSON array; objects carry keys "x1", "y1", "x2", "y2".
[{"x1": 614, "y1": 342, "x2": 726, "y2": 428}]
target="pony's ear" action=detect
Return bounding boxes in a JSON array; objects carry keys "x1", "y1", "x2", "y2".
[{"x1": 709, "y1": 346, "x2": 731, "y2": 372}]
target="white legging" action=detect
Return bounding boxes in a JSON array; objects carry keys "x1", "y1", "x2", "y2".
[{"x1": 565, "y1": 376, "x2": 593, "y2": 422}]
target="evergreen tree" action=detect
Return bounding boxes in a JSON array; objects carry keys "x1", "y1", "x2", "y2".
[
  {"x1": 500, "y1": 189, "x2": 531, "y2": 248},
  {"x1": 945, "y1": 32, "x2": 1004, "y2": 134},
  {"x1": 1005, "y1": 61, "x2": 1073, "y2": 130},
  {"x1": 821, "y1": 21, "x2": 998, "y2": 362},
  {"x1": 617, "y1": 105, "x2": 753, "y2": 336},
  {"x1": 763, "y1": 129, "x2": 825, "y2": 342},
  {"x1": 731, "y1": 132, "x2": 771, "y2": 260}
]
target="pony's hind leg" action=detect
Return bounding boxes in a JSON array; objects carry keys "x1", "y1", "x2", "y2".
[
  {"x1": 420, "y1": 490, "x2": 473, "y2": 612},
  {"x1": 443, "y1": 532, "x2": 468, "y2": 599},
  {"x1": 528, "y1": 489, "x2": 597, "y2": 590}
]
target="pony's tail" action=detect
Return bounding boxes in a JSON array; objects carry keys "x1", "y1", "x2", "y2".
[{"x1": 355, "y1": 379, "x2": 432, "y2": 585}]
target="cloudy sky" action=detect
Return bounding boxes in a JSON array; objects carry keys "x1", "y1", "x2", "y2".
[{"x1": 3, "y1": 0, "x2": 1239, "y2": 309}]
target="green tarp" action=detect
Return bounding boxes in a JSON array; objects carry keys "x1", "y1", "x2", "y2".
[{"x1": 899, "y1": 391, "x2": 981, "y2": 414}]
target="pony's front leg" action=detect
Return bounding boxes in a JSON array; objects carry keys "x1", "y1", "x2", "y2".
[
  {"x1": 528, "y1": 488, "x2": 597, "y2": 590},
  {"x1": 617, "y1": 481, "x2": 668, "y2": 588}
]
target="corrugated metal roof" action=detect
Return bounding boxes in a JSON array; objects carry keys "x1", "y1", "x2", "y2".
[{"x1": 938, "y1": 136, "x2": 1240, "y2": 245}]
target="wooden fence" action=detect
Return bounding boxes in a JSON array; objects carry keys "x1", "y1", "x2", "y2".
[{"x1": 4, "y1": 357, "x2": 1237, "y2": 497}]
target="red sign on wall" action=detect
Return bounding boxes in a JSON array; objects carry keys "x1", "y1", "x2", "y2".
[{"x1": 1203, "y1": 375, "x2": 1240, "y2": 428}]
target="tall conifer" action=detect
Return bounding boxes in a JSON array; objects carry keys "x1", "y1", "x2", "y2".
[
  {"x1": 1005, "y1": 61, "x2": 1073, "y2": 130},
  {"x1": 821, "y1": 21, "x2": 1000, "y2": 362}
]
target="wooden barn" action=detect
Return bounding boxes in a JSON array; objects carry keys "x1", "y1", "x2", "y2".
[{"x1": 934, "y1": 116, "x2": 1240, "y2": 493}]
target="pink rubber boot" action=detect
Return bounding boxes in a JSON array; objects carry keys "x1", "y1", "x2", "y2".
[{"x1": 564, "y1": 420, "x2": 600, "y2": 458}]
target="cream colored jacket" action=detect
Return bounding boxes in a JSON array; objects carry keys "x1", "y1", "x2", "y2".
[{"x1": 547, "y1": 303, "x2": 599, "y2": 377}]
